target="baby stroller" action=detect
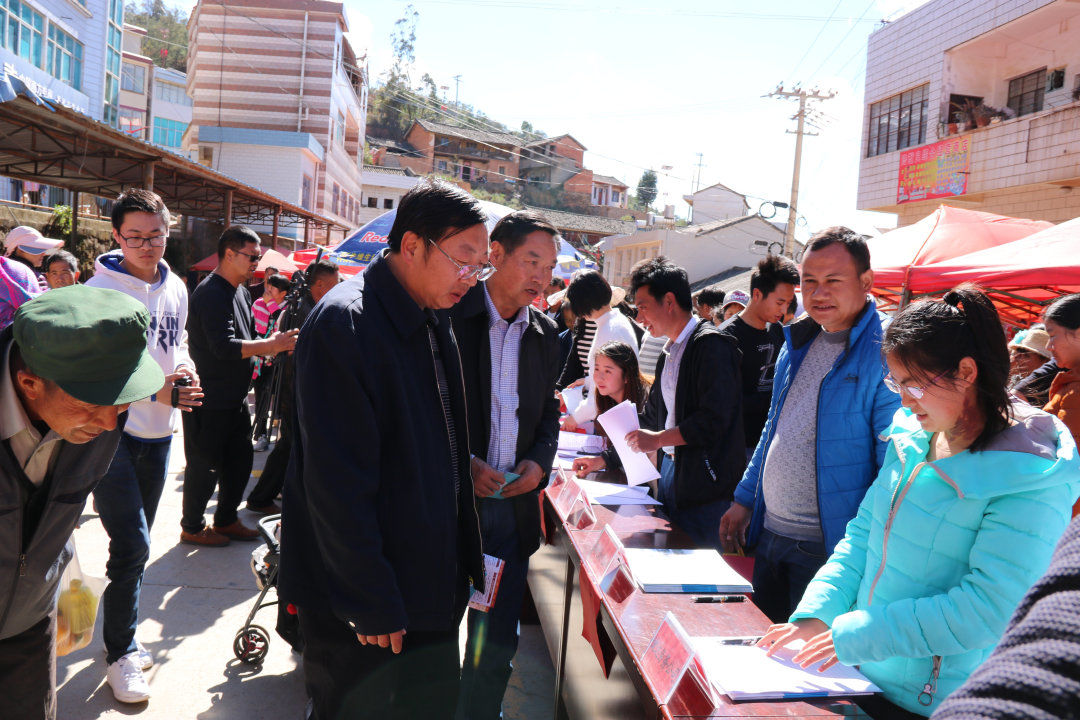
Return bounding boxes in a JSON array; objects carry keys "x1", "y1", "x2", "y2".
[{"x1": 234, "y1": 513, "x2": 302, "y2": 663}]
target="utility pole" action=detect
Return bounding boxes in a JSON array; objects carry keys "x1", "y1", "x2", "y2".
[
  {"x1": 767, "y1": 84, "x2": 836, "y2": 257},
  {"x1": 693, "y1": 153, "x2": 705, "y2": 193},
  {"x1": 452, "y1": 74, "x2": 462, "y2": 105}
]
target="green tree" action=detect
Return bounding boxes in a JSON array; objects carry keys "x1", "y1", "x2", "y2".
[
  {"x1": 124, "y1": 1, "x2": 188, "y2": 71},
  {"x1": 634, "y1": 169, "x2": 658, "y2": 210}
]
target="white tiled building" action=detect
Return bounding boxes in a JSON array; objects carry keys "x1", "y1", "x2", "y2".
[
  {"x1": 358, "y1": 165, "x2": 421, "y2": 224},
  {"x1": 858, "y1": 0, "x2": 1080, "y2": 226}
]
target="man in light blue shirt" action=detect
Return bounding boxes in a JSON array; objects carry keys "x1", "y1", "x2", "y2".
[{"x1": 450, "y1": 211, "x2": 562, "y2": 719}]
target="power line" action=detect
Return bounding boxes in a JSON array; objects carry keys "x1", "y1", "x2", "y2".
[
  {"x1": 787, "y1": 0, "x2": 845, "y2": 82},
  {"x1": 389, "y1": 0, "x2": 886, "y2": 22},
  {"x1": 805, "y1": 0, "x2": 878, "y2": 81}
]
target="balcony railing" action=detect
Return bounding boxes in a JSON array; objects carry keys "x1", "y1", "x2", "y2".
[{"x1": 433, "y1": 140, "x2": 514, "y2": 161}]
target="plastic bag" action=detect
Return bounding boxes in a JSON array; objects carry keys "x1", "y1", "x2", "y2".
[{"x1": 55, "y1": 541, "x2": 106, "y2": 657}]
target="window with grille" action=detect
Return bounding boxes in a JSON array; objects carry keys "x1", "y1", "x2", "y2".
[
  {"x1": 866, "y1": 84, "x2": 928, "y2": 157},
  {"x1": 1007, "y1": 68, "x2": 1046, "y2": 117}
]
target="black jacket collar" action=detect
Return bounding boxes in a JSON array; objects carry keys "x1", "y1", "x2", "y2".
[{"x1": 365, "y1": 249, "x2": 435, "y2": 339}]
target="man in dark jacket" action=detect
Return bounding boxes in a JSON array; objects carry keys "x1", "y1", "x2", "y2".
[
  {"x1": 280, "y1": 179, "x2": 489, "y2": 720},
  {"x1": 625, "y1": 257, "x2": 745, "y2": 550},
  {"x1": 181, "y1": 226, "x2": 297, "y2": 546},
  {"x1": 0, "y1": 285, "x2": 165, "y2": 720},
  {"x1": 450, "y1": 211, "x2": 562, "y2": 719}
]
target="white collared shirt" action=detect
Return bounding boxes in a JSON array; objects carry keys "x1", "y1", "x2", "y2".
[
  {"x1": 661, "y1": 317, "x2": 699, "y2": 454},
  {"x1": 0, "y1": 346, "x2": 63, "y2": 486}
]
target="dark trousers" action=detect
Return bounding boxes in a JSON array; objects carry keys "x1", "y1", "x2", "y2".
[
  {"x1": 457, "y1": 498, "x2": 530, "y2": 720},
  {"x1": 658, "y1": 454, "x2": 730, "y2": 551},
  {"x1": 93, "y1": 434, "x2": 171, "y2": 663},
  {"x1": 247, "y1": 416, "x2": 290, "y2": 508},
  {"x1": 751, "y1": 527, "x2": 829, "y2": 623},
  {"x1": 252, "y1": 370, "x2": 272, "y2": 440},
  {"x1": 298, "y1": 606, "x2": 462, "y2": 720},
  {"x1": 0, "y1": 612, "x2": 56, "y2": 720},
  {"x1": 181, "y1": 403, "x2": 253, "y2": 533}
]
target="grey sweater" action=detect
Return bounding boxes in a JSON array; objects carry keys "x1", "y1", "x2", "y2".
[{"x1": 761, "y1": 328, "x2": 849, "y2": 541}]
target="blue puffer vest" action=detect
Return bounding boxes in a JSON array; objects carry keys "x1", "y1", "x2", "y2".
[{"x1": 733, "y1": 299, "x2": 900, "y2": 552}]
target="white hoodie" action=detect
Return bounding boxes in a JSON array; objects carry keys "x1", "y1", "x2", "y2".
[{"x1": 85, "y1": 250, "x2": 193, "y2": 439}]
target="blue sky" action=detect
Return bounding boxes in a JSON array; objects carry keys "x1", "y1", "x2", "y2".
[{"x1": 172, "y1": 0, "x2": 933, "y2": 237}]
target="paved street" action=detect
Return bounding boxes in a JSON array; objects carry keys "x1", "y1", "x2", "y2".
[{"x1": 56, "y1": 427, "x2": 554, "y2": 719}]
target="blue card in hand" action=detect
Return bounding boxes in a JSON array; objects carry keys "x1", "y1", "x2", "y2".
[{"x1": 490, "y1": 472, "x2": 521, "y2": 500}]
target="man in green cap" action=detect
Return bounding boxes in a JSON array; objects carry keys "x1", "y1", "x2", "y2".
[{"x1": 0, "y1": 284, "x2": 164, "y2": 720}]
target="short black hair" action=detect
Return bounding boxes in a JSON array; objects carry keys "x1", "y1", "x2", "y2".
[
  {"x1": 490, "y1": 209, "x2": 558, "y2": 256},
  {"x1": 566, "y1": 270, "x2": 612, "y2": 317},
  {"x1": 218, "y1": 225, "x2": 260, "y2": 260},
  {"x1": 750, "y1": 254, "x2": 801, "y2": 297},
  {"x1": 308, "y1": 258, "x2": 340, "y2": 283},
  {"x1": 1045, "y1": 293, "x2": 1080, "y2": 331},
  {"x1": 547, "y1": 277, "x2": 566, "y2": 290},
  {"x1": 43, "y1": 249, "x2": 78, "y2": 273},
  {"x1": 804, "y1": 226, "x2": 871, "y2": 275},
  {"x1": 628, "y1": 256, "x2": 692, "y2": 312},
  {"x1": 266, "y1": 273, "x2": 290, "y2": 292},
  {"x1": 387, "y1": 178, "x2": 487, "y2": 252},
  {"x1": 696, "y1": 284, "x2": 725, "y2": 308},
  {"x1": 112, "y1": 188, "x2": 170, "y2": 231}
]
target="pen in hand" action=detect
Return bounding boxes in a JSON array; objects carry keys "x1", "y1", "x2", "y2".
[{"x1": 692, "y1": 595, "x2": 747, "y2": 603}]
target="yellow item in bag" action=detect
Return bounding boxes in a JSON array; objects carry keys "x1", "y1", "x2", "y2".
[{"x1": 57, "y1": 578, "x2": 98, "y2": 635}]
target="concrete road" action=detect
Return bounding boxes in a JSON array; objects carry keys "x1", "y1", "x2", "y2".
[{"x1": 56, "y1": 430, "x2": 554, "y2": 719}]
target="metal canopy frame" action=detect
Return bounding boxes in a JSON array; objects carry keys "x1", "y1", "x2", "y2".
[{"x1": 0, "y1": 94, "x2": 343, "y2": 240}]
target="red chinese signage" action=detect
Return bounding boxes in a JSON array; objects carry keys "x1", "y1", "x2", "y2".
[{"x1": 897, "y1": 136, "x2": 970, "y2": 204}]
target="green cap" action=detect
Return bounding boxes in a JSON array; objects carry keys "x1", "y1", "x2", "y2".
[{"x1": 13, "y1": 285, "x2": 165, "y2": 406}]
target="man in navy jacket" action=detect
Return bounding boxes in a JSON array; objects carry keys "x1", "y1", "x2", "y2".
[
  {"x1": 280, "y1": 180, "x2": 490, "y2": 720},
  {"x1": 450, "y1": 211, "x2": 562, "y2": 719}
]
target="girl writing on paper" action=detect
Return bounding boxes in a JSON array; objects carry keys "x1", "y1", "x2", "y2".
[
  {"x1": 572, "y1": 341, "x2": 650, "y2": 476},
  {"x1": 757, "y1": 285, "x2": 1080, "y2": 718}
]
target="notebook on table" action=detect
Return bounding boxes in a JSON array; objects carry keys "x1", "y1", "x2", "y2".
[{"x1": 622, "y1": 548, "x2": 753, "y2": 594}]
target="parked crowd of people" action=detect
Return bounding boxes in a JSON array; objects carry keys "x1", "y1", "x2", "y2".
[{"x1": 1, "y1": 178, "x2": 1079, "y2": 720}]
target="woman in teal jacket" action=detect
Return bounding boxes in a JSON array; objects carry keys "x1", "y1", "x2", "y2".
[{"x1": 758, "y1": 285, "x2": 1080, "y2": 718}]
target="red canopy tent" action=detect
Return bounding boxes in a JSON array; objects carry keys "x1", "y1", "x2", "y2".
[
  {"x1": 868, "y1": 205, "x2": 1052, "y2": 311},
  {"x1": 190, "y1": 248, "x2": 298, "y2": 279},
  {"x1": 901, "y1": 216, "x2": 1080, "y2": 326}
]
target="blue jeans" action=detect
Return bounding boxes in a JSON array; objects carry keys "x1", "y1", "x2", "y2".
[
  {"x1": 457, "y1": 497, "x2": 530, "y2": 720},
  {"x1": 93, "y1": 434, "x2": 171, "y2": 664},
  {"x1": 658, "y1": 454, "x2": 730, "y2": 551},
  {"x1": 751, "y1": 527, "x2": 829, "y2": 623}
]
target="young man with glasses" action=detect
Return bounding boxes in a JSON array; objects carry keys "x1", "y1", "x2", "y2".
[
  {"x1": 181, "y1": 226, "x2": 296, "y2": 549},
  {"x1": 86, "y1": 189, "x2": 205, "y2": 703},
  {"x1": 280, "y1": 179, "x2": 489, "y2": 720},
  {"x1": 719, "y1": 228, "x2": 900, "y2": 622}
]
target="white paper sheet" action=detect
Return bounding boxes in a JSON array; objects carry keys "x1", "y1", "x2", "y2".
[
  {"x1": 557, "y1": 431, "x2": 605, "y2": 455},
  {"x1": 596, "y1": 401, "x2": 661, "y2": 486},
  {"x1": 576, "y1": 478, "x2": 661, "y2": 506},
  {"x1": 691, "y1": 637, "x2": 881, "y2": 701},
  {"x1": 560, "y1": 385, "x2": 585, "y2": 418}
]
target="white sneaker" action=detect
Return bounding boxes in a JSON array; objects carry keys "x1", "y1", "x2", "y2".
[
  {"x1": 103, "y1": 640, "x2": 153, "y2": 670},
  {"x1": 106, "y1": 653, "x2": 150, "y2": 703},
  {"x1": 135, "y1": 640, "x2": 153, "y2": 670},
  {"x1": 254, "y1": 437, "x2": 270, "y2": 452}
]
